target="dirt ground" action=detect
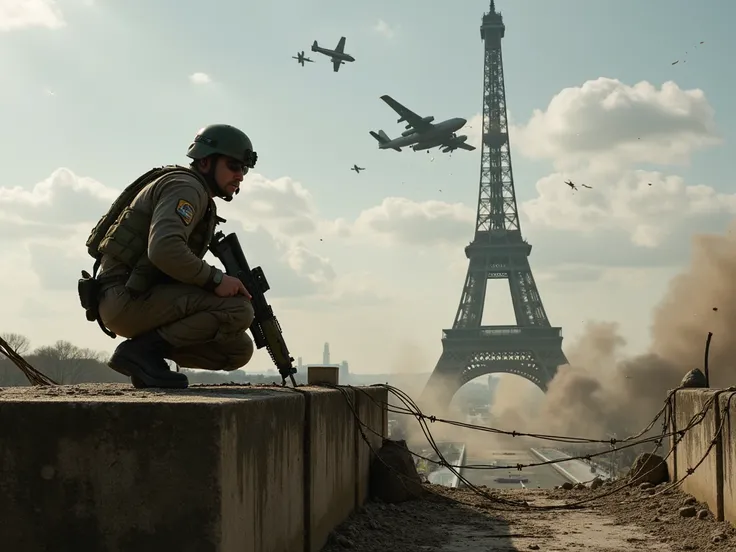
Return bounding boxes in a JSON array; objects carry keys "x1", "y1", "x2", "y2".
[{"x1": 321, "y1": 481, "x2": 735, "y2": 551}]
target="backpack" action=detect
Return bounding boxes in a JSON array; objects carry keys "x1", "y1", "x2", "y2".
[{"x1": 79, "y1": 165, "x2": 197, "y2": 338}]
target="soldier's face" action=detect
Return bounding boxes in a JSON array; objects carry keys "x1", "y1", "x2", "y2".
[{"x1": 214, "y1": 156, "x2": 248, "y2": 198}]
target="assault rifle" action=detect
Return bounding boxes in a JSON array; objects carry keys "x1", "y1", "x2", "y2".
[{"x1": 209, "y1": 230, "x2": 298, "y2": 387}]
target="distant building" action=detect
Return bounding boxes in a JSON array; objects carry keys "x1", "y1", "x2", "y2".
[
  {"x1": 339, "y1": 360, "x2": 350, "y2": 381},
  {"x1": 323, "y1": 342, "x2": 330, "y2": 364},
  {"x1": 488, "y1": 375, "x2": 499, "y2": 403}
]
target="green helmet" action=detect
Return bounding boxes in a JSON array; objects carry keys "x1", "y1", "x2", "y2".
[{"x1": 186, "y1": 124, "x2": 258, "y2": 168}]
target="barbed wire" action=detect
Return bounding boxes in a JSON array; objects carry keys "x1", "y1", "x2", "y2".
[
  {"x1": 563, "y1": 387, "x2": 735, "y2": 508},
  {"x1": 375, "y1": 382, "x2": 681, "y2": 446},
  {"x1": 648, "y1": 389, "x2": 735, "y2": 498},
  {"x1": 316, "y1": 381, "x2": 733, "y2": 511},
  {"x1": 355, "y1": 383, "x2": 717, "y2": 474},
  {"x1": 356, "y1": 383, "x2": 680, "y2": 509},
  {"x1": 0, "y1": 336, "x2": 56, "y2": 386}
]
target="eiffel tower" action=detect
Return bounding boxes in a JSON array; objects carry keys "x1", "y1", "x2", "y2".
[{"x1": 420, "y1": 0, "x2": 568, "y2": 410}]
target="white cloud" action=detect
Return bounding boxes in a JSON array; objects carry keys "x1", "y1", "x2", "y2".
[
  {"x1": 512, "y1": 78, "x2": 721, "y2": 171},
  {"x1": 0, "y1": 168, "x2": 337, "y2": 301},
  {"x1": 504, "y1": 76, "x2": 729, "y2": 265},
  {"x1": 2, "y1": 167, "x2": 478, "y2": 312},
  {"x1": 231, "y1": 174, "x2": 318, "y2": 236},
  {"x1": 521, "y1": 169, "x2": 736, "y2": 248},
  {"x1": 0, "y1": 0, "x2": 65, "y2": 31},
  {"x1": 0, "y1": 166, "x2": 478, "y2": 372},
  {"x1": 372, "y1": 19, "x2": 397, "y2": 39},
  {"x1": 0, "y1": 167, "x2": 117, "y2": 225},
  {"x1": 352, "y1": 197, "x2": 474, "y2": 247},
  {"x1": 217, "y1": 174, "x2": 479, "y2": 251},
  {"x1": 188, "y1": 72, "x2": 211, "y2": 84}
]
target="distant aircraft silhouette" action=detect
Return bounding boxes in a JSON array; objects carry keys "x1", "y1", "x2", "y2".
[
  {"x1": 351, "y1": 164, "x2": 365, "y2": 173},
  {"x1": 565, "y1": 179, "x2": 591, "y2": 190},
  {"x1": 292, "y1": 51, "x2": 314, "y2": 66},
  {"x1": 311, "y1": 37, "x2": 355, "y2": 72}
]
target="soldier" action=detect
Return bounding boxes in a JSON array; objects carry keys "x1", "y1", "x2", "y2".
[{"x1": 94, "y1": 124, "x2": 258, "y2": 389}]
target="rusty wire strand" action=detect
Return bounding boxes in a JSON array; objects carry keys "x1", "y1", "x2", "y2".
[
  {"x1": 315, "y1": 381, "x2": 733, "y2": 511},
  {"x1": 0, "y1": 336, "x2": 56, "y2": 386}
]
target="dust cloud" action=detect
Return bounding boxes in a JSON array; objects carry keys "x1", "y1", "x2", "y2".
[
  {"x1": 385, "y1": 340, "x2": 433, "y2": 443},
  {"x1": 406, "y1": 225, "x2": 736, "y2": 455},
  {"x1": 499, "y1": 225, "x2": 736, "y2": 442}
]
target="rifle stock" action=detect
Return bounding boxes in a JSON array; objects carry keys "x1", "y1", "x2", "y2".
[{"x1": 209, "y1": 231, "x2": 298, "y2": 386}]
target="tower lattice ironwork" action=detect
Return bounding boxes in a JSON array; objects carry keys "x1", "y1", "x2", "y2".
[{"x1": 420, "y1": 0, "x2": 568, "y2": 410}]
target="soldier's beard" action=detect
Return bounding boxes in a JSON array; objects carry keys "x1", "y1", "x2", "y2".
[{"x1": 223, "y1": 183, "x2": 240, "y2": 197}]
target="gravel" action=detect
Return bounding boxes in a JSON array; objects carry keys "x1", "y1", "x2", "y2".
[{"x1": 321, "y1": 481, "x2": 735, "y2": 551}]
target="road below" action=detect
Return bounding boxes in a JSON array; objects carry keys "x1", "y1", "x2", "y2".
[{"x1": 460, "y1": 445, "x2": 570, "y2": 489}]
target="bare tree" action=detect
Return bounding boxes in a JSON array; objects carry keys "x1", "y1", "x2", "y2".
[
  {"x1": 33, "y1": 340, "x2": 107, "y2": 384},
  {"x1": 1, "y1": 333, "x2": 30, "y2": 355},
  {"x1": 0, "y1": 333, "x2": 32, "y2": 384}
]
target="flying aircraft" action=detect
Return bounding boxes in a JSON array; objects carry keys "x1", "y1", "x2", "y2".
[
  {"x1": 369, "y1": 95, "x2": 476, "y2": 153},
  {"x1": 565, "y1": 179, "x2": 591, "y2": 191},
  {"x1": 350, "y1": 164, "x2": 365, "y2": 173},
  {"x1": 311, "y1": 37, "x2": 355, "y2": 72},
  {"x1": 292, "y1": 51, "x2": 314, "y2": 66}
]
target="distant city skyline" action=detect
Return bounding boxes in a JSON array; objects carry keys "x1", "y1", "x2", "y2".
[{"x1": 254, "y1": 341, "x2": 350, "y2": 379}]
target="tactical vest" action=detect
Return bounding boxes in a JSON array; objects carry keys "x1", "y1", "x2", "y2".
[
  {"x1": 80, "y1": 165, "x2": 219, "y2": 338},
  {"x1": 90, "y1": 165, "x2": 217, "y2": 291}
]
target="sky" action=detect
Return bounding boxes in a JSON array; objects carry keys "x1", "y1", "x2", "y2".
[{"x1": 1, "y1": 0, "x2": 734, "y2": 378}]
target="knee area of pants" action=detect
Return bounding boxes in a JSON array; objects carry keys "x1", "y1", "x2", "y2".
[
  {"x1": 228, "y1": 298, "x2": 255, "y2": 331},
  {"x1": 224, "y1": 334, "x2": 254, "y2": 370}
]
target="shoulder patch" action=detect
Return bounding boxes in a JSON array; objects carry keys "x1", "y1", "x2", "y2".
[{"x1": 175, "y1": 199, "x2": 195, "y2": 225}]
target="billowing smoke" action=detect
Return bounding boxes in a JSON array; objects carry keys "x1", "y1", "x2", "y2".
[
  {"x1": 509, "y1": 223, "x2": 736, "y2": 440},
  {"x1": 395, "y1": 225, "x2": 736, "y2": 466}
]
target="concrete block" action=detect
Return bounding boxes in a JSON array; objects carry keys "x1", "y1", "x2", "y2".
[
  {"x1": 218, "y1": 389, "x2": 305, "y2": 552},
  {"x1": 307, "y1": 365, "x2": 339, "y2": 385},
  {"x1": 304, "y1": 386, "x2": 357, "y2": 552},
  {"x1": 719, "y1": 391, "x2": 736, "y2": 524},
  {"x1": 0, "y1": 384, "x2": 305, "y2": 552},
  {"x1": 0, "y1": 383, "x2": 389, "y2": 552},
  {"x1": 300, "y1": 385, "x2": 387, "y2": 551},
  {"x1": 669, "y1": 389, "x2": 721, "y2": 517},
  {"x1": 354, "y1": 386, "x2": 388, "y2": 505}
]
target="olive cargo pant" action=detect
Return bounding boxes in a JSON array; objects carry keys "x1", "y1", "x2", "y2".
[{"x1": 98, "y1": 283, "x2": 255, "y2": 371}]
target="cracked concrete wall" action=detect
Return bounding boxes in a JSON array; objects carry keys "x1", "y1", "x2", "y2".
[
  {"x1": 667, "y1": 388, "x2": 736, "y2": 525},
  {"x1": 0, "y1": 384, "x2": 388, "y2": 552}
]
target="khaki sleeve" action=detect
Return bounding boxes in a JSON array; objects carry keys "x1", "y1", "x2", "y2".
[{"x1": 147, "y1": 175, "x2": 219, "y2": 288}]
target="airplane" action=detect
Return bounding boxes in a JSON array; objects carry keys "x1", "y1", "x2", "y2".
[
  {"x1": 311, "y1": 37, "x2": 355, "y2": 72},
  {"x1": 350, "y1": 164, "x2": 365, "y2": 173},
  {"x1": 369, "y1": 95, "x2": 476, "y2": 153},
  {"x1": 564, "y1": 179, "x2": 592, "y2": 191},
  {"x1": 292, "y1": 51, "x2": 314, "y2": 66}
]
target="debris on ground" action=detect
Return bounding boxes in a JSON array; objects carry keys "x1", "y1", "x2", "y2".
[
  {"x1": 549, "y1": 478, "x2": 735, "y2": 550},
  {"x1": 627, "y1": 452, "x2": 669, "y2": 485},
  {"x1": 369, "y1": 438, "x2": 425, "y2": 503},
  {"x1": 321, "y1": 482, "x2": 735, "y2": 551}
]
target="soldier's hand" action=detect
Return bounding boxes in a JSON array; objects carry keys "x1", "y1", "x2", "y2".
[{"x1": 215, "y1": 274, "x2": 252, "y2": 299}]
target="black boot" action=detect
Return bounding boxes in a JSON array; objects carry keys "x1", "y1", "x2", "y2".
[{"x1": 108, "y1": 330, "x2": 189, "y2": 389}]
